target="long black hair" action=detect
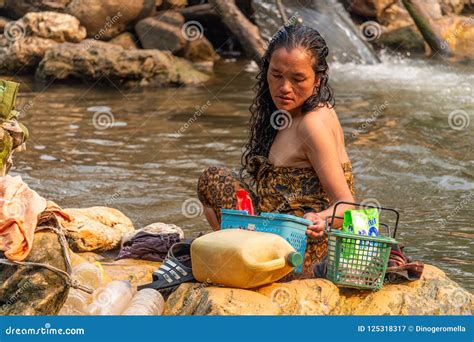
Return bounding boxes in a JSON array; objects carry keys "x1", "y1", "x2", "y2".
[{"x1": 240, "y1": 23, "x2": 335, "y2": 184}]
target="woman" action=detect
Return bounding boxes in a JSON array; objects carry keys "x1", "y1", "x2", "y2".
[{"x1": 197, "y1": 23, "x2": 356, "y2": 278}]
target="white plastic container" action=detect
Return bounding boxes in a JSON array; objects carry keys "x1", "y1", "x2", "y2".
[
  {"x1": 87, "y1": 280, "x2": 135, "y2": 315},
  {"x1": 59, "y1": 289, "x2": 91, "y2": 315},
  {"x1": 72, "y1": 262, "x2": 105, "y2": 289},
  {"x1": 122, "y1": 289, "x2": 165, "y2": 316},
  {"x1": 59, "y1": 262, "x2": 106, "y2": 315}
]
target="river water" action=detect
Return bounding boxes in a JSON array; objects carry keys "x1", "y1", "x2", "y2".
[{"x1": 9, "y1": 53, "x2": 473, "y2": 291}]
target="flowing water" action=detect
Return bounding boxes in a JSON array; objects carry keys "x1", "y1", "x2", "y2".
[
  {"x1": 9, "y1": 53, "x2": 474, "y2": 291},
  {"x1": 253, "y1": 0, "x2": 380, "y2": 64}
]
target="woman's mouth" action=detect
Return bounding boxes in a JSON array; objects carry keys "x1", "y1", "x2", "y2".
[{"x1": 277, "y1": 96, "x2": 293, "y2": 103}]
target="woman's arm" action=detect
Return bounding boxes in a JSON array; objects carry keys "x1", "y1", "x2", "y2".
[{"x1": 298, "y1": 110, "x2": 355, "y2": 239}]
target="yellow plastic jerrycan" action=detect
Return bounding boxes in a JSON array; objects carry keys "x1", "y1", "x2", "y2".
[{"x1": 191, "y1": 229, "x2": 303, "y2": 289}]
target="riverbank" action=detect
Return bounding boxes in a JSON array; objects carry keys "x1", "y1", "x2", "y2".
[{"x1": 1, "y1": 204, "x2": 472, "y2": 315}]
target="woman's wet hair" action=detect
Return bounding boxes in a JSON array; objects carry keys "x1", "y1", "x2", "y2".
[{"x1": 241, "y1": 23, "x2": 334, "y2": 184}]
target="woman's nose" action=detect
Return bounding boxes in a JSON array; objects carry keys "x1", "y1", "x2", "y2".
[{"x1": 279, "y1": 79, "x2": 292, "y2": 94}]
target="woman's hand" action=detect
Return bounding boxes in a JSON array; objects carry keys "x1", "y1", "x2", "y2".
[{"x1": 304, "y1": 212, "x2": 326, "y2": 239}]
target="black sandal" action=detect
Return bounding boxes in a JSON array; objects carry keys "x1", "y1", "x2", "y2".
[{"x1": 137, "y1": 240, "x2": 194, "y2": 297}]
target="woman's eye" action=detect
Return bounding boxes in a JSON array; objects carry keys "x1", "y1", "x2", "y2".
[
  {"x1": 272, "y1": 74, "x2": 282, "y2": 79},
  {"x1": 294, "y1": 78, "x2": 306, "y2": 83}
]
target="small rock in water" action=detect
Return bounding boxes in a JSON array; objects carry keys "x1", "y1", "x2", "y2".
[{"x1": 40, "y1": 154, "x2": 58, "y2": 161}]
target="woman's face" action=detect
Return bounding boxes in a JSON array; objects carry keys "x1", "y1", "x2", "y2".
[{"x1": 267, "y1": 46, "x2": 318, "y2": 115}]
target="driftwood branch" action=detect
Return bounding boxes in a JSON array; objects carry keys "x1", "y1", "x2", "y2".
[
  {"x1": 275, "y1": 0, "x2": 288, "y2": 24},
  {"x1": 401, "y1": 0, "x2": 453, "y2": 58},
  {"x1": 208, "y1": 0, "x2": 266, "y2": 64}
]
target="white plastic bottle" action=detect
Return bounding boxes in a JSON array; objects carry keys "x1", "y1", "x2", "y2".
[
  {"x1": 87, "y1": 280, "x2": 135, "y2": 315},
  {"x1": 59, "y1": 262, "x2": 106, "y2": 315},
  {"x1": 122, "y1": 289, "x2": 165, "y2": 315},
  {"x1": 59, "y1": 289, "x2": 91, "y2": 315},
  {"x1": 72, "y1": 262, "x2": 105, "y2": 289}
]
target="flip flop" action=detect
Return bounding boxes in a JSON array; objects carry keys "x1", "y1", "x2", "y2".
[{"x1": 137, "y1": 240, "x2": 195, "y2": 296}]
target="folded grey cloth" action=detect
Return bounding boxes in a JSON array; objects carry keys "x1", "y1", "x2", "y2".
[
  {"x1": 116, "y1": 223, "x2": 184, "y2": 262},
  {"x1": 116, "y1": 231, "x2": 180, "y2": 261}
]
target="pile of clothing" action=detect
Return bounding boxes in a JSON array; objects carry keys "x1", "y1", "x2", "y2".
[
  {"x1": 116, "y1": 223, "x2": 184, "y2": 262},
  {"x1": 0, "y1": 174, "x2": 73, "y2": 261}
]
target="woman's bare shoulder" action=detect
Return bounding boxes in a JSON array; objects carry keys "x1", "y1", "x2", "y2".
[{"x1": 298, "y1": 104, "x2": 335, "y2": 132}]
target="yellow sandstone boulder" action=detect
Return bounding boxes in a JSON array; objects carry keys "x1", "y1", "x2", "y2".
[
  {"x1": 165, "y1": 265, "x2": 473, "y2": 315},
  {"x1": 165, "y1": 283, "x2": 281, "y2": 315},
  {"x1": 60, "y1": 206, "x2": 134, "y2": 253}
]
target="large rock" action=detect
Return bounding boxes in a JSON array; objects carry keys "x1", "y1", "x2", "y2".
[
  {"x1": 376, "y1": 24, "x2": 426, "y2": 52},
  {"x1": 165, "y1": 283, "x2": 281, "y2": 315},
  {"x1": 0, "y1": 231, "x2": 69, "y2": 315},
  {"x1": 165, "y1": 265, "x2": 473, "y2": 315},
  {"x1": 257, "y1": 279, "x2": 341, "y2": 315},
  {"x1": 60, "y1": 206, "x2": 134, "y2": 253},
  {"x1": 1, "y1": 0, "x2": 70, "y2": 19},
  {"x1": 440, "y1": 0, "x2": 465, "y2": 15},
  {"x1": 437, "y1": 15, "x2": 474, "y2": 56},
  {"x1": 0, "y1": 12, "x2": 87, "y2": 73},
  {"x1": 377, "y1": 14, "x2": 474, "y2": 56},
  {"x1": 19, "y1": 11, "x2": 86, "y2": 42},
  {"x1": 36, "y1": 40, "x2": 210, "y2": 87},
  {"x1": 135, "y1": 12, "x2": 187, "y2": 53},
  {"x1": 2, "y1": 0, "x2": 155, "y2": 40},
  {"x1": 0, "y1": 16, "x2": 11, "y2": 33},
  {"x1": 109, "y1": 32, "x2": 139, "y2": 50},
  {"x1": 0, "y1": 36, "x2": 57, "y2": 73},
  {"x1": 66, "y1": 0, "x2": 156, "y2": 40},
  {"x1": 182, "y1": 37, "x2": 219, "y2": 62},
  {"x1": 346, "y1": 0, "x2": 442, "y2": 30}
]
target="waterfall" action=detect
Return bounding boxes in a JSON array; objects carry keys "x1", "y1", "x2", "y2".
[{"x1": 252, "y1": 0, "x2": 380, "y2": 64}]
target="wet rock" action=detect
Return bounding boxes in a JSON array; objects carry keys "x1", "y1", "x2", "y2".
[
  {"x1": 346, "y1": 0, "x2": 442, "y2": 30},
  {"x1": 66, "y1": 0, "x2": 156, "y2": 40},
  {"x1": 0, "y1": 36, "x2": 57, "y2": 73},
  {"x1": 60, "y1": 206, "x2": 134, "y2": 253},
  {"x1": 0, "y1": 16, "x2": 11, "y2": 33},
  {"x1": 0, "y1": 231, "x2": 69, "y2": 315},
  {"x1": 378, "y1": 15, "x2": 474, "y2": 56},
  {"x1": 182, "y1": 36, "x2": 219, "y2": 63},
  {"x1": 437, "y1": 15, "x2": 474, "y2": 57},
  {"x1": 19, "y1": 11, "x2": 86, "y2": 42},
  {"x1": 165, "y1": 283, "x2": 281, "y2": 315},
  {"x1": 135, "y1": 12, "x2": 187, "y2": 53},
  {"x1": 166, "y1": 265, "x2": 473, "y2": 315},
  {"x1": 1, "y1": 0, "x2": 71, "y2": 19},
  {"x1": 440, "y1": 0, "x2": 465, "y2": 15},
  {"x1": 1, "y1": 0, "x2": 155, "y2": 40},
  {"x1": 0, "y1": 12, "x2": 87, "y2": 73},
  {"x1": 36, "y1": 39, "x2": 210, "y2": 87},
  {"x1": 377, "y1": 25, "x2": 426, "y2": 52},
  {"x1": 109, "y1": 32, "x2": 139, "y2": 50}
]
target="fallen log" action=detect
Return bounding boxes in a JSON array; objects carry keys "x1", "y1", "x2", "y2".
[
  {"x1": 208, "y1": 0, "x2": 266, "y2": 64},
  {"x1": 401, "y1": 0, "x2": 453, "y2": 58}
]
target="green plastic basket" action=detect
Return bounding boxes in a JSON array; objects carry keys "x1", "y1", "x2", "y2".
[{"x1": 325, "y1": 201, "x2": 399, "y2": 291}]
